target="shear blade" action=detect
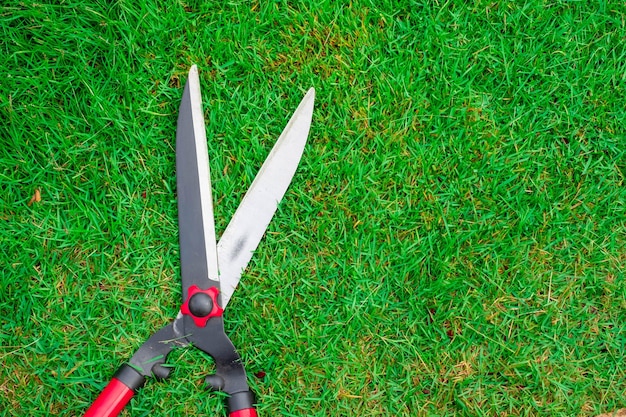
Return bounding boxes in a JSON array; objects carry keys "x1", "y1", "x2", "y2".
[
  {"x1": 217, "y1": 88, "x2": 315, "y2": 308},
  {"x1": 176, "y1": 65, "x2": 220, "y2": 299}
]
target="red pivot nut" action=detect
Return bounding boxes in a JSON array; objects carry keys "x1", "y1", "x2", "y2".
[{"x1": 181, "y1": 285, "x2": 223, "y2": 327}]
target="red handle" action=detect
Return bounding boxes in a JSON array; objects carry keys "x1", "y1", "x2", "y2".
[
  {"x1": 84, "y1": 378, "x2": 134, "y2": 417},
  {"x1": 230, "y1": 409, "x2": 258, "y2": 417}
]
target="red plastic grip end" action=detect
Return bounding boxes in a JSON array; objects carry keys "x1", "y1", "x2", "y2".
[
  {"x1": 84, "y1": 378, "x2": 134, "y2": 417},
  {"x1": 230, "y1": 409, "x2": 258, "y2": 417}
]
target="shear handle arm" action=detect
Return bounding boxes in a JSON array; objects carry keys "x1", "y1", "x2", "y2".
[{"x1": 84, "y1": 365, "x2": 145, "y2": 417}]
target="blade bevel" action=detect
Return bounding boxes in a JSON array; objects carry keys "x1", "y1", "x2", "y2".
[
  {"x1": 176, "y1": 65, "x2": 220, "y2": 301},
  {"x1": 217, "y1": 88, "x2": 316, "y2": 308}
]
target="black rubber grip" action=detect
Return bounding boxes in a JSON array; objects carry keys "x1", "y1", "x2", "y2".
[
  {"x1": 228, "y1": 390, "x2": 256, "y2": 412},
  {"x1": 113, "y1": 364, "x2": 146, "y2": 391}
]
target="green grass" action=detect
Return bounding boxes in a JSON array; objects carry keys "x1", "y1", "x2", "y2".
[{"x1": 1, "y1": 1, "x2": 625, "y2": 416}]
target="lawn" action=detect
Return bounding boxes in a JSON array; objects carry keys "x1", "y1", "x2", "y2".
[{"x1": 1, "y1": 1, "x2": 625, "y2": 416}]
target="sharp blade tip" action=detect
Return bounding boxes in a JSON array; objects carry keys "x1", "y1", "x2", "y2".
[
  {"x1": 186, "y1": 65, "x2": 200, "y2": 90},
  {"x1": 296, "y1": 88, "x2": 315, "y2": 119}
]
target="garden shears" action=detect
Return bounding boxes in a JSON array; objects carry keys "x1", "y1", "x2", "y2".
[{"x1": 83, "y1": 65, "x2": 315, "y2": 417}]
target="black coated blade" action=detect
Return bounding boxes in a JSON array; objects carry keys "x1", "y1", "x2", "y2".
[{"x1": 176, "y1": 65, "x2": 220, "y2": 301}]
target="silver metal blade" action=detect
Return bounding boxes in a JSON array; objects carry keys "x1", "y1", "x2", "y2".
[
  {"x1": 217, "y1": 88, "x2": 315, "y2": 308},
  {"x1": 176, "y1": 65, "x2": 220, "y2": 300}
]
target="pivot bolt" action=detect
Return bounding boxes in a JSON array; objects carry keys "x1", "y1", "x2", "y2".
[
  {"x1": 189, "y1": 292, "x2": 213, "y2": 317},
  {"x1": 181, "y1": 285, "x2": 223, "y2": 327}
]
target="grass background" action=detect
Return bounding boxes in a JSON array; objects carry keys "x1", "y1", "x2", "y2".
[{"x1": 1, "y1": 1, "x2": 625, "y2": 416}]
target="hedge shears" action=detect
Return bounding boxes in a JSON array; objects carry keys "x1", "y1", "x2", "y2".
[{"x1": 84, "y1": 65, "x2": 315, "y2": 417}]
